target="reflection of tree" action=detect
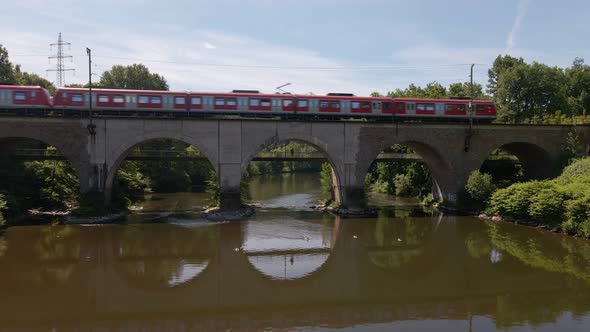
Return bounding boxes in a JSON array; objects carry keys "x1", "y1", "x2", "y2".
[
  {"x1": 494, "y1": 292, "x2": 590, "y2": 329},
  {"x1": 115, "y1": 225, "x2": 219, "y2": 288},
  {"x1": 464, "y1": 232, "x2": 492, "y2": 259},
  {"x1": 0, "y1": 237, "x2": 7, "y2": 257},
  {"x1": 369, "y1": 216, "x2": 435, "y2": 270},
  {"x1": 487, "y1": 222, "x2": 590, "y2": 285},
  {"x1": 27, "y1": 226, "x2": 81, "y2": 284}
]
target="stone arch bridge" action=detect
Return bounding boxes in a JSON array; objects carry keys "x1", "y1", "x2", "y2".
[{"x1": 0, "y1": 116, "x2": 588, "y2": 210}]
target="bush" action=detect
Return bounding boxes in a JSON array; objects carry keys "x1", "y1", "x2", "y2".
[
  {"x1": 527, "y1": 189, "x2": 565, "y2": 225},
  {"x1": 556, "y1": 157, "x2": 590, "y2": 185},
  {"x1": 0, "y1": 194, "x2": 7, "y2": 226},
  {"x1": 394, "y1": 174, "x2": 413, "y2": 196},
  {"x1": 488, "y1": 181, "x2": 555, "y2": 219},
  {"x1": 465, "y1": 171, "x2": 496, "y2": 204}
]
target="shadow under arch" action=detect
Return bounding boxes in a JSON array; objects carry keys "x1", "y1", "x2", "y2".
[
  {"x1": 105, "y1": 136, "x2": 218, "y2": 203},
  {"x1": 481, "y1": 142, "x2": 556, "y2": 180},
  {"x1": 0, "y1": 136, "x2": 85, "y2": 188},
  {"x1": 240, "y1": 137, "x2": 344, "y2": 204},
  {"x1": 362, "y1": 140, "x2": 452, "y2": 202}
]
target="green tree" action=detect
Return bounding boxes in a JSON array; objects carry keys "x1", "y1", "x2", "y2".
[
  {"x1": 495, "y1": 62, "x2": 567, "y2": 123},
  {"x1": 448, "y1": 82, "x2": 486, "y2": 99},
  {"x1": 14, "y1": 65, "x2": 56, "y2": 94},
  {"x1": 565, "y1": 57, "x2": 590, "y2": 116},
  {"x1": 465, "y1": 170, "x2": 496, "y2": 204},
  {"x1": 487, "y1": 54, "x2": 525, "y2": 96},
  {"x1": 0, "y1": 44, "x2": 15, "y2": 83},
  {"x1": 99, "y1": 64, "x2": 169, "y2": 90}
]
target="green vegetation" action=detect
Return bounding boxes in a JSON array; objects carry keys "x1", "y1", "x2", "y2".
[
  {"x1": 365, "y1": 145, "x2": 432, "y2": 199},
  {"x1": 465, "y1": 170, "x2": 496, "y2": 205},
  {"x1": 0, "y1": 44, "x2": 56, "y2": 93},
  {"x1": 483, "y1": 157, "x2": 590, "y2": 237}
]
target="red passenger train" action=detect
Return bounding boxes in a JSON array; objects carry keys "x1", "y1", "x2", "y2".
[{"x1": 0, "y1": 85, "x2": 496, "y2": 122}]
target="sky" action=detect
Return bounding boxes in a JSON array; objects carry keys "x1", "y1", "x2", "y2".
[{"x1": 1, "y1": 0, "x2": 589, "y2": 95}]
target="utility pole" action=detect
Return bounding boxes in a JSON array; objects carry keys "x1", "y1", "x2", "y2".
[
  {"x1": 86, "y1": 47, "x2": 96, "y2": 142},
  {"x1": 464, "y1": 64, "x2": 475, "y2": 152},
  {"x1": 47, "y1": 33, "x2": 75, "y2": 87}
]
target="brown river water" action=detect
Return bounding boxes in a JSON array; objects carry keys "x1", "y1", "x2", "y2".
[{"x1": 1, "y1": 173, "x2": 590, "y2": 331}]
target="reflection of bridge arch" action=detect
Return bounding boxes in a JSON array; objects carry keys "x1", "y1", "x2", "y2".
[
  {"x1": 242, "y1": 216, "x2": 342, "y2": 282},
  {"x1": 112, "y1": 223, "x2": 220, "y2": 291}
]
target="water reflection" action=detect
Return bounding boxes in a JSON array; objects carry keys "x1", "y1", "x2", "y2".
[
  {"x1": 114, "y1": 224, "x2": 219, "y2": 288},
  {"x1": 2, "y1": 173, "x2": 590, "y2": 331},
  {"x1": 243, "y1": 212, "x2": 336, "y2": 280}
]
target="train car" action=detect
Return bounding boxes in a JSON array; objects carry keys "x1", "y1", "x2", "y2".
[
  {"x1": 187, "y1": 90, "x2": 394, "y2": 118},
  {"x1": 53, "y1": 87, "x2": 189, "y2": 115},
  {"x1": 392, "y1": 97, "x2": 496, "y2": 121},
  {"x1": 0, "y1": 85, "x2": 52, "y2": 111}
]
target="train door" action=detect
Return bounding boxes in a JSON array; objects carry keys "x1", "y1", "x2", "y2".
[
  {"x1": 371, "y1": 101, "x2": 381, "y2": 115},
  {"x1": 309, "y1": 99, "x2": 319, "y2": 114},
  {"x1": 406, "y1": 102, "x2": 415, "y2": 115},
  {"x1": 271, "y1": 98, "x2": 282, "y2": 113},
  {"x1": 126, "y1": 95, "x2": 137, "y2": 109},
  {"x1": 203, "y1": 96, "x2": 214, "y2": 112},
  {"x1": 238, "y1": 97, "x2": 248, "y2": 112},
  {"x1": 435, "y1": 103, "x2": 445, "y2": 116},
  {"x1": 341, "y1": 100, "x2": 351, "y2": 114}
]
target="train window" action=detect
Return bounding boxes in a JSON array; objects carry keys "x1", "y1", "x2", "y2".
[
  {"x1": 476, "y1": 105, "x2": 485, "y2": 112},
  {"x1": 61, "y1": 92, "x2": 67, "y2": 98},
  {"x1": 351, "y1": 101, "x2": 360, "y2": 109},
  {"x1": 397, "y1": 103, "x2": 405, "y2": 110},
  {"x1": 31, "y1": 91, "x2": 36, "y2": 97},
  {"x1": 98, "y1": 95, "x2": 109, "y2": 103},
  {"x1": 14, "y1": 92, "x2": 26, "y2": 100},
  {"x1": 139, "y1": 96, "x2": 149, "y2": 104},
  {"x1": 383, "y1": 102, "x2": 392, "y2": 110},
  {"x1": 362, "y1": 102, "x2": 372, "y2": 109},
  {"x1": 446, "y1": 105, "x2": 455, "y2": 111},
  {"x1": 249, "y1": 99, "x2": 260, "y2": 106},
  {"x1": 151, "y1": 96, "x2": 161, "y2": 104},
  {"x1": 320, "y1": 101, "x2": 329, "y2": 108},
  {"x1": 191, "y1": 97, "x2": 201, "y2": 105},
  {"x1": 260, "y1": 99, "x2": 271, "y2": 107},
  {"x1": 226, "y1": 98, "x2": 237, "y2": 106},
  {"x1": 458, "y1": 105, "x2": 465, "y2": 111},
  {"x1": 330, "y1": 101, "x2": 340, "y2": 108},
  {"x1": 372, "y1": 102, "x2": 381, "y2": 110},
  {"x1": 113, "y1": 96, "x2": 125, "y2": 103},
  {"x1": 283, "y1": 99, "x2": 293, "y2": 107},
  {"x1": 297, "y1": 100, "x2": 308, "y2": 107},
  {"x1": 215, "y1": 98, "x2": 225, "y2": 106},
  {"x1": 174, "y1": 96, "x2": 185, "y2": 104},
  {"x1": 71, "y1": 94, "x2": 84, "y2": 102}
]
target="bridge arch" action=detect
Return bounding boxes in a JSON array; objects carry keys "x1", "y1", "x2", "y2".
[
  {"x1": 357, "y1": 139, "x2": 454, "y2": 203},
  {"x1": 0, "y1": 136, "x2": 86, "y2": 191},
  {"x1": 478, "y1": 141, "x2": 558, "y2": 180},
  {"x1": 240, "y1": 137, "x2": 345, "y2": 205},
  {"x1": 104, "y1": 135, "x2": 219, "y2": 204}
]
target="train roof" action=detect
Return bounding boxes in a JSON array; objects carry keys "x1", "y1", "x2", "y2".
[
  {"x1": 0, "y1": 85, "x2": 47, "y2": 90},
  {"x1": 393, "y1": 97, "x2": 494, "y2": 103}
]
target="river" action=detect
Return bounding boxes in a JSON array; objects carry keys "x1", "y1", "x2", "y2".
[{"x1": 1, "y1": 172, "x2": 590, "y2": 331}]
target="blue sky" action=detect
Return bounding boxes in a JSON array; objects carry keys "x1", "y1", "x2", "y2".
[{"x1": 1, "y1": 0, "x2": 589, "y2": 95}]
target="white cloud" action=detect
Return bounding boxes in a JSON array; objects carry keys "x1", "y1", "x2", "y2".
[
  {"x1": 506, "y1": 0, "x2": 531, "y2": 53},
  {"x1": 203, "y1": 42, "x2": 216, "y2": 49}
]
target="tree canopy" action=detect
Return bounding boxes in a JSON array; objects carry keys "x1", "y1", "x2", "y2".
[
  {"x1": 0, "y1": 44, "x2": 56, "y2": 93},
  {"x1": 98, "y1": 64, "x2": 169, "y2": 90}
]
